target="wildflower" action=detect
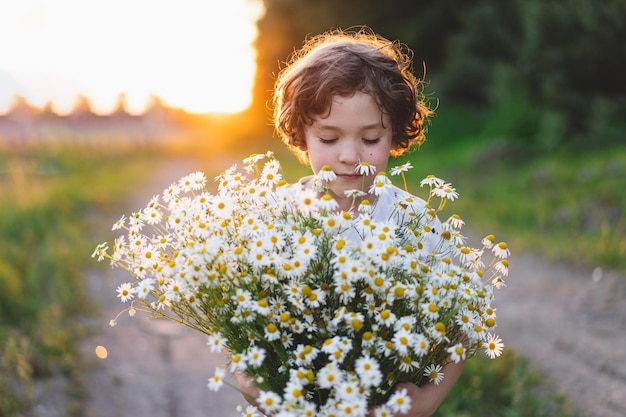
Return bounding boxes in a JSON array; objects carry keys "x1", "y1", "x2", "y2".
[
  {"x1": 484, "y1": 334, "x2": 504, "y2": 359},
  {"x1": 207, "y1": 332, "x2": 227, "y2": 353},
  {"x1": 419, "y1": 174, "x2": 445, "y2": 187},
  {"x1": 424, "y1": 364, "x2": 445, "y2": 384},
  {"x1": 318, "y1": 165, "x2": 337, "y2": 182},
  {"x1": 494, "y1": 259, "x2": 509, "y2": 276},
  {"x1": 358, "y1": 199, "x2": 374, "y2": 215},
  {"x1": 246, "y1": 346, "x2": 267, "y2": 368},
  {"x1": 447, "y1": 213, "x2": 464, "y2": 229},
  {"x1": 432, "y1": 183, "x2": 459, "y2": 201},
  {"x1": 112, "y1": 215, "x2": 126, "y2": 231},
  {"x1": 355, "y1": 161, "x2": 377, "y2": 176},
  {"x1": 283, "y1": 380, "x2": 305, "y2": 403},
  {"x1": 369, "y1": 172, "x2": 392, "y2": 196},
  {"x1": 260, "y1": 160, "x2": 283, "y2": 185},
  {"x1": 373, "y1": 405, "x2": 393, "y2": 417},
  {"x1": 162, "y1": 183, "x2": 180, "y2": 203},
  {"x1": 482, "y1": 234, "x2": 495, "y2": 249},
  {"x1": 243, "y1": 153, "x2": 266, "y2": 167},
  {"x1": 319, "y1": 193, "x2": 339, "y2": 212},
  {"x1": 179, "y1": 171, "x2": 206, "y2": 191},
  {"x1": 135, "y1": 278, "x2": 154, "y2": 299},
  {"x1": 344, "y1": 189, "x2": 367, "y2": 199},
  {"x1": 492, "y1": 241, "x2": 510, "y2": 258},
  {"x1": 240, "y1": 405, "x2": 262, "y2": 417},
  {"x1": 318, "y1": 362, "x2": 342, "y2": 389},
  {"x1": 355, "y1": 354, "x2": 382, "y2": 387},
  {"x1": 116, "y1": 283, "x2": 134, "y2": 302},
  {"x1": 448, "y1": 343, "x2": 467, "y2": 363},
  {"x1": 91, "y1": 242, "x2": 109, "y2": 261},
  {"x1": 387, "y1": 387, "x2": 411, "y2": 414},
  {"x1": 390, "y1": 162, "x2": 413, "y2": 176},
  {"x1": 257, "y1": 390, "x2": 281, "y2": 413},
  {"x1": 207, "y1": 367, "x2": 226, "y2": 392},
  {"x1": 412, "y1": 333, "x2": 430, "y2": 356}
]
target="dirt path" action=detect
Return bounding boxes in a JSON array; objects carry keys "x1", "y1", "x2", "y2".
[
  {"x1": 35, "y1": 154, "x2": 626, "y2": 417},
  {"x1": 494, "y1": 253, "x2": 626, "y2": 417}
]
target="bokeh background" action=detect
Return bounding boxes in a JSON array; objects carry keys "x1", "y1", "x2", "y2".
[{"x1": 1, "y1": 1, "x2": 624, "y2": 416}]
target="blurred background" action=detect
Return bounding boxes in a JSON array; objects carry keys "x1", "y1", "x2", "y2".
[{"x1": 1, "y1": 1, "x2": 624, "y2": 416}]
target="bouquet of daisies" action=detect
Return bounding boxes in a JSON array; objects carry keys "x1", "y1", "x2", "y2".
[{"x1": 93, "y1": 151, "x2": 509, "y2": 417}]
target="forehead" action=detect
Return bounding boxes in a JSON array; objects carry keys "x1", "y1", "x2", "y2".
[{"x1": 310, "y1": 93, "x2": 390, "y2": 131}]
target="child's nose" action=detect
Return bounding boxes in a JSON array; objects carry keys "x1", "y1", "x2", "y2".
[{"x1": 338, "y1": 143, "x2": 360, "y2": 165}]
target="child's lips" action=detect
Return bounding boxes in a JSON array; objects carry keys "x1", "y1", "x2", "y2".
[{"x1": 337, "y1": 174, "x2": 362, "y2": 181}]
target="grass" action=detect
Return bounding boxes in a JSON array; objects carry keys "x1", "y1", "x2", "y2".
[
  {"x1": 435, "y1": 351, "x2": 581, "y2": 417},
  {"x1": 392, "y1": 105, "x2": 626, "y2": 274},
  {"x1": 0, "y1": 145, "x2": 170, "y2": 416}
]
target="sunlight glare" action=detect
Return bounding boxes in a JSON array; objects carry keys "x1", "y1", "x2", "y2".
[{"x1": 0, "y1": 0, "x2": 264, "y2": 114}]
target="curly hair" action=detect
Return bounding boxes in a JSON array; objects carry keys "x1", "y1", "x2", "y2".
[{"x1": 272, "y1": 27, "x2": 433, "y2": 164}]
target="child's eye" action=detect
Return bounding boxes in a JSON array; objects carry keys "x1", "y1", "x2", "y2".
[
  {"x1": 319, "y1": 138, "x2": 337, "y2": 144},
  {"x1": 363, "y1": 138, "x2": 381, "y2": 144}
]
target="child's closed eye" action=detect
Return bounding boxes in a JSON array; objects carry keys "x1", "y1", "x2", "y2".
[
  {"x1": 363, "y1": 138, "x2": 381, "y2": 144},
  {"x1": 318, "y1": 137, "x2": 338, "y2": 144}
]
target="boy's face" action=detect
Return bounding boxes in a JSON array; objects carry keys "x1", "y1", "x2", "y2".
[{"x1": 304, "y1": 92, "x2": 393, "y2": 200}]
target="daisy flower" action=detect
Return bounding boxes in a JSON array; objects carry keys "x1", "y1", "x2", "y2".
[
  {"x1": 419, "y1": 174, "x2": 445, "y2": 187},
  {"x1": 179, "y1": 171, "x2": 206, "y2": 191},
  {"x1": 207, "y1": 332, "x2": 227, "y2": 353},
  {"x1": 423, "y1": 364, "x2": 445, "y2": 384},
  {"x1": 243, "y1": 153, "x2": 267, "y2": 168},
  {"x1": 369, "y1": 172, "x2": 392, "y2": 196},
  {"x1": 239, "y1": 405, "x2": 263, "y2": 417},
  {"x1": 91, "y1": 242, "x2": 109, "y2": 261},
  {"x1": 134, "y1": 278, "x2": 154, "y2": 299},
  {"x1": 355, "y1": 161, "x2": 377, "y2": 176},
  {"x1": 448, "y1": 343, "x2": 467, "y2": 363},
  {"x1": 484, "y1": 334, "x2": 504, "y2": 359},
  {"x1": 116, "y1": 283, "x2": 134, "y2": 302},
  {"x1": 492, "y1": 241, "x2": 510, "y2": 258},
  {"x1": 494, "y1": 259, "x2": 509, "y2": 276},
  {"x1": 317, "y1": 165, "x2": 337, "y2": 182},
  {"x1": 389, "y1": 162, "x2": 413, "y2": 176},
  {"x1": 432, "y1": 183, "x2": 459, "y2": 201},
  {"x1": 260, "y1": 160, "x2": 283, "y2": 185},
  {"x1": 386, "y1": 387, "x2": 411, "y2": 414},
  {"x1": 246, "y1": 346, "x2": 267, "y2": 368},
  {"x1": 373, "y1": 405, "x2": 394, "y2": 417},
  {"x1": 355, "y1": 355, "x2": 382, "y2": 387},
  {"x1": 207, "y1": 367, "x2": 226, "y2": 391},
  {"x1": 256, "y1": 390, "x2": 282, "y2": 414},
  {"x1": 317, "y1": 362, "x2": 343, "y2": 389},
  {"x1": 319, "y1": 193, "x2": 339, "y2": 212},
  {"x1": 111, "y1": 215, "x2": 126, "y2": 231},
  {"x1": 162, "y1": 182, "x2": 180, "y2": 203},
  {"x1": 482, "y1": 234, "x2": 495, "y2": 249},
  {"x1": 447, "y1": 213, "x2": 465, "y2": 229}
]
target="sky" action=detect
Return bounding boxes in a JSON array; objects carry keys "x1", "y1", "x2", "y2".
[{"x1": 0, "y1": 0, "x2": 264, "y2": 115}]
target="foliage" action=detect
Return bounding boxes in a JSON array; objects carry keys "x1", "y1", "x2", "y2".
[
  {"x1": 252, "y1": 0, "x2": 626, "y2": 149},
  {"x1": 0, "y1": 149, "x2": 160, "y2": 416},
  {"x1": 396, "y1": 105, "x2": 626, "y2": 273},
  {"x1": 435, "y1": 350, "x2": 583, "y2": 417}
]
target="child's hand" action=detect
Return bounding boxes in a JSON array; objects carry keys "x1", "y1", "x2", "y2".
[
  {"x1": 370, "y1": 360, "x2": 465, "y2": 417},
  {"x1": 391, "y1": 382, "x2": 438, "y2": 417}
]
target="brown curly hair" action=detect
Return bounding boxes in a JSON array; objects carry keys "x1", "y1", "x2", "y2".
[{"x1": 272, "y1": 27, "x2": 433, "y2": 164}]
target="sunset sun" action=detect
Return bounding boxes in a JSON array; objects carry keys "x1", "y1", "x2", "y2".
[{"x1": 0, "y1": 0, "x2": 264, "y2": 115}]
